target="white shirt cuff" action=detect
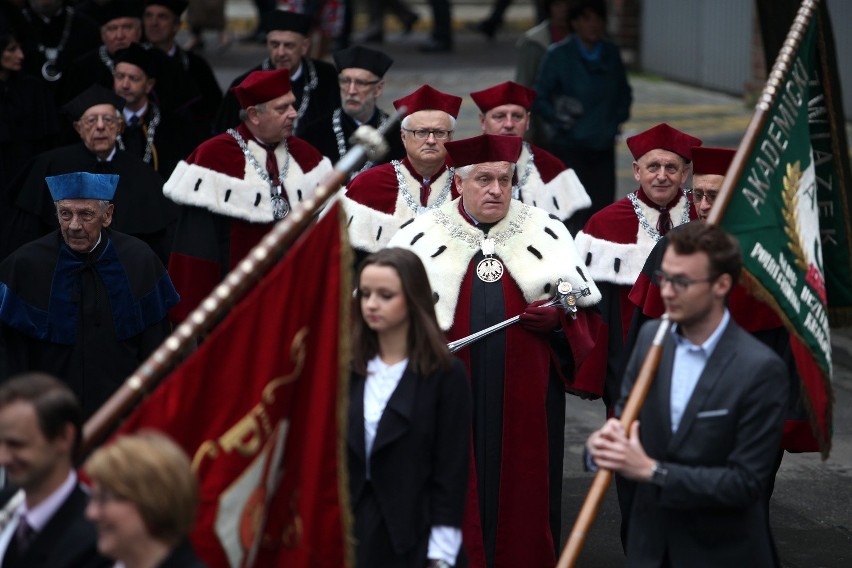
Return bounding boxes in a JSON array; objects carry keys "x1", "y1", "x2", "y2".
[{"x1": 427, "y1": 525, "x2": 462, "y2": 565}]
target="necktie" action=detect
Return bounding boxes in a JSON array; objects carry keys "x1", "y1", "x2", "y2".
[
  {"x1": 128, "y1": 114, "x2": 140, "y2": 127},
  {"x1": 657, "y1": 207, "x2": 673, "y2": 236},
  {"x1": 14, "y1": 518, "x2": 35, "y2": 558},
  {"x1": 264, "y1": 143, "x2": 289, "y2": 206}
]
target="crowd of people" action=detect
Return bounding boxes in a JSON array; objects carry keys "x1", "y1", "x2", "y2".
[{"x1": 0, "y1": 0, "x2": 813, "y2": 567}]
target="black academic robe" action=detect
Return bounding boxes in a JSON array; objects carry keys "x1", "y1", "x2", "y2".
[
  {"x1": 16, "y1": 7, "x2": 102, "y2": 100},
  {"x1": 0, "y1": 229, "x2": 178, "y2": 418},
  {"x1": 213, "y1": 58, "x2": 340, "y2": 138},
  {"x1": 4, "y1": 143, "x2": 177, "y2": 264},
  {"x1": 157, "y1": 540, "x2": 208, "y2": 568},
  {"x1": 120, "y1": 104, "x2": 202, "y2": 179},
  {"x1": 301, "y1": 107, "x2": 406, "y2": 170},
  {"x1": 0, "y1": 485, "x2": 110, "y2": 568},
  {"x1": 158, "y1": 46, "x2": 223, "y2": 137}
]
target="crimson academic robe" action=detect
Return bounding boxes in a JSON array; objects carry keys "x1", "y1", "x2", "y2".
[
  {"x1": 574, "y1": 186, "x2": 697, "y2": 406},
  {"x1": 341, "y1": 157, "x2": 458, "y2": 265},
  {"x1": 514, "y1": 141, "x2": 591, "y2": 224},
  {"x1": 0, "y1": 229, "x2": 178, "y2": 417},
  {"x1": 627, "y1": 225, "x2": 819, "y2": 452},
  {"x1": 389, "y1": 199, "x2": 605, "y2": 568},
  {"x1": 163, "y1": 123, "x2": 332, "y2": 323}
]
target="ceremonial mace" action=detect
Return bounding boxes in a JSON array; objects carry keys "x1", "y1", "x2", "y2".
[
  {"x1": 447, "y1": 279, "x2": 585, "y2": 353},
  {"x1": 80, "y1": 111, "x2": 404, "y2": 457}
]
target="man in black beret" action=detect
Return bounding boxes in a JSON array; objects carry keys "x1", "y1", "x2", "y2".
[
  {"x1": 300, "y1": 45, "x2": 404, "y2": 173},
  {"x1": 1, "y1": 84, "x2": 176, "y2": 264},
  {"x1": 213, "y1": 9, "x2": 340, "y2": 138},
  {"x1": 112, "y1": 43, "x2": 201, "y2": 177},
  {"x1": 142, "y1": 0, "x2": 222, "y2": 134}
]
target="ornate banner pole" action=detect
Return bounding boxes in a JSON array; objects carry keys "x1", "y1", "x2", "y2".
[{"x1": 81, "y1": 113, "x2": 402, "y2": 458}]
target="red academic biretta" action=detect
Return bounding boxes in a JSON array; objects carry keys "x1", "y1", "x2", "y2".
[
  {"x1": 691, "y1": 146, "x2": 736, "y2": 176},
  {"x1": 444, "y1": 134, "x2": 522, "y2": 168},
  {"x1": 231, "y1": 69, "x2": 292, "y2": 109},
  {"x1": 626, "y1": 122, "x2": 703, "y2": 161},
  {"x1": 470, "y1": 81, "x2": 536, "y2": 113},
  {"x1": 393, "y1": 85, "x2": 463, "y2": 119}
]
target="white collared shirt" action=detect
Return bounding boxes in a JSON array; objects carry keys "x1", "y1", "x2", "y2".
[
  {"x1": 363, "y1": 355, "x2": 408, "y2": 474},
  {"x1": 669, "y1": 310, "x2": 730, "y2": 432},
  {"x1": 123, "y1": 103, "x2": 147, "y2": 125}
]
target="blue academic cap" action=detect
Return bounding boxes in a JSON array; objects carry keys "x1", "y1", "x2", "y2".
[{"x1": 46, "y1": 172, "x2": 119, "y2": 202}]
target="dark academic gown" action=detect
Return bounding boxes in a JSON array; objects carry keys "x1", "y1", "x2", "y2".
[
  {"x1": 57, "y1": 47, "x2": 114, "y2": 104},
  {"x1": 16, "y1": 7, "x2": 102, "y2": 100},
  {"x1": 300, "y1": 107, "x2": 406, "y2": 168},
  {"x1": 213, "y1": 58, "x2": 341, "y2": 138},
  {"x1": 120, "y1": 104, "x2": 202, "y2": 179},
  {"x1": 4, "y1": 143, "x2": 177, "y2": 264},
  {"x1": 158, "y1": 45, "x2": 223, "y2": 136},
  {"x1": 574, "y1": 187, "x2": 697, "y2": 407},
  {"x1": 0, "y1": 485, "x2": 111, "y2": 568},
  {"x1": 0, "y1": 229, "x2": 178, "y2": 418}
]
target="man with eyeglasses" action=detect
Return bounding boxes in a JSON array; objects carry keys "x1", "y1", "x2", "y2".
[
  {"x1": 214, "y1": 10, "x2": 339, "y2": 138},
  {"x1": 573, "y1": 122, "x2": 701, "y2": 410},
  {"x1": 341, "y1": 84, "x2": 461, "y2": 263},
  {"x1": 0, "y1": 373, "x2": 111, "y2": 567},
  {"x1": 388, "y1": 134, "x2": 603, "y2": 567},
  {"x1": 0, "y1": 173, "x2": 178, "y2": 418},
  {"x1": 2, "y1": 84, "x2": 176, "y2": 264},
  {"x1": 301, "y1": 45, "x2": 405, "y2": 169},
  {"x1": 470, "y1": 81, "x2": 591, "y2": 228},
  {"x1": 163, "y1": 68, "x2": 332, "y2": 324},
  {"x1": 586, "y1": 222, "x2": 788, "y2": 566}
]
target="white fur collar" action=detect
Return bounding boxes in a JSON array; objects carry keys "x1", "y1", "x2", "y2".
[
  {"x1": 388, "y1": 199, "x2": 601, "y2": 330},
  {"x1": 516, "y1": 146, "x2": 591, "y2": 221}
]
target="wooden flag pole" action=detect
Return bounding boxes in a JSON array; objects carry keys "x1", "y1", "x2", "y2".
[
  {"x1": 557, "y1": 315, "x2": 671, "y2": 568},
  {"x1": 80, "y1": 112, "x2": 403, "y2": 458}
]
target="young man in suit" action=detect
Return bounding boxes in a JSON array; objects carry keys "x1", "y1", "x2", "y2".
[
  {"x1": 0, "y1": 373, "x2": 110, "y2": 568},
  {"x1": 587, "y1": 222, "x2": 789, "y2": 566}
]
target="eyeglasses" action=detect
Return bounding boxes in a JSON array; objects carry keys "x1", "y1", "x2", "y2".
[
  {"x1": 691, "y1": 189, "x2": 718, "y2": 204},
  {"x1": 402, "y1": 128, "x2": 453, "y2": 141},
  {"x1": 89, "y1": 489, "x2": 128, "y2": 506},
  {"x1": 652, "y1": 269, "x2": 716, "y2": 292},
  {"x1": 338, "y1": 76, "x2": 380, "y2": 89},
  {"x1": 79, "y1": 114, "x2": 119, "y2": 128}
]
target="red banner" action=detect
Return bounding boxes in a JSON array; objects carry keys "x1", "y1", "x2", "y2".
[{"x1": 117, "y1": 204, "x2": 353, "y2": 567}]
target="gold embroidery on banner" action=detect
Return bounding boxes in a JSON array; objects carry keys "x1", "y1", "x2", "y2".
[
  {"x1": 191, "y1": 327, "x2": 309, "y2": 472},
  {"x1": 782, "y1": 161, "x2": 808, "y2": 270}
]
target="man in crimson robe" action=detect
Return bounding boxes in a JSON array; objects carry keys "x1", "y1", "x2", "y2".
[
  {"x1": 389, "y1": 134, "x2": 605, "y2": 568},
  {"x1": 470, "y1": 81, "x2": 591, "y2": 228},
  {"x1": 573, "y1": 122, "x2": 701, "y2": 408},
  {"x1": 341, "y1": 84, "x2": 462, "y2": 263},
  {"x1": 163, "y1": 68, "x2": 332, "y2": 323}
]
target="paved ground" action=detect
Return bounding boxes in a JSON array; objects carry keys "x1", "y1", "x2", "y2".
[{"x1": 187, "y1": 14, "x2": 852, "y2": 565}]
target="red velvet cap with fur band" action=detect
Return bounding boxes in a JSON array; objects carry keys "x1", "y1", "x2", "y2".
[
  {"x1": 691, "y1": 146, "x2": 736, "y2": 176},
  {"x1": 470, "y1": 81, "x2": 536, "y2": 112},
  {"x1": 231, "y1": 69, "x2": 292, "y2": 109},
  {"x1": 393, "y1": 85, "x2": 462, "y2": 118},
  {"x1": 444, "y1": 134, "x2": 522, "y2": 168},
  {"x1": 626, "y1": 122, "x2": 703, "y2": 162}
]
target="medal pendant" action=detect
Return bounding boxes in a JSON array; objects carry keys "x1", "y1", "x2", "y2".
[
  {"x1": 271, "y1": 194, "x2": 289, "y2": 220},
  {"x1": 41, "y1": 60, "x2": 62, "y2": 82},
  {"x1": 476, "y1": 257, "x2": 504, "y2": 282}
]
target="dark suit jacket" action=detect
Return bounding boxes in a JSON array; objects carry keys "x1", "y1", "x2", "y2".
[
  {"x1": 0, "y1": 484, "x2": 110, "y2": 568},
  {"x1": 617, "y1": 318, "x2": 788, "y2": 567},
  {"x1": 347, "y1": 358, "x2": 471, "y2": 556}
]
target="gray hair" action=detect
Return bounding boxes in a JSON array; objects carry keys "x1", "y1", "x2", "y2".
[
  {"x1": 455, "y1": 162, "x2": 516, "y2": 180},
  {"x1": 400, "y1": 113, "x2": 457, "y2": 131},
  {"x1": 239, "y1": 102, "x2": 268, "y2": 122}
]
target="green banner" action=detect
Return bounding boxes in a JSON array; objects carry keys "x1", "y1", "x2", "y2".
[{"x1": 719, "y1": 10, "x2": 835, "y2": 453}]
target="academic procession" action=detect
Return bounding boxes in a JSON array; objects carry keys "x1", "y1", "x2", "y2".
[{"x1": 0, "y1": 0, "x2": 849, "y2": 567}]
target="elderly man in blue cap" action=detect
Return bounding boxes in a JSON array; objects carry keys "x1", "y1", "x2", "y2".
[{"x1": 0, "y1": 172, "x2": 178, "y2": 418}]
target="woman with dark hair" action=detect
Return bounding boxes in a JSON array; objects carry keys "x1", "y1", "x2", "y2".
[{"x1": 349, "y1": 247, "x2": 471, "y2": 568}]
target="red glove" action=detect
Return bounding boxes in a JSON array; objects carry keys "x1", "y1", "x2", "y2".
[{"x1": 519, "y1": 299, "x2": 561, "y2": 333}]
